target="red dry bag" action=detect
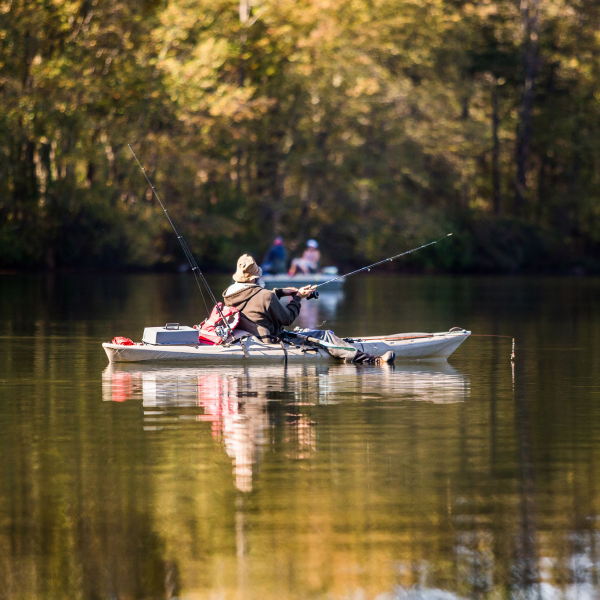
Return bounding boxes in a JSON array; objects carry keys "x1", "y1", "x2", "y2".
[
  {"x1": 112, "y1": 337, "x2": 135, "y2": 346},
  {"x1": 195, "y1": 303, "x2": 240, "y2": 345}
]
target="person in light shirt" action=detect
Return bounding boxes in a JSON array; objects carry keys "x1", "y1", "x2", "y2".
[{"x1": 288, "y1": 239, "x2": 321, "y2": 275}]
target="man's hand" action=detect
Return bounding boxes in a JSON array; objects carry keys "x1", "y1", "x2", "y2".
[
  {"x1": 297, "y1": 285, "x2": 317, "y2": 299},
  {"x1": 280, "y1": 287, "x2": 299, "y2": 296}
]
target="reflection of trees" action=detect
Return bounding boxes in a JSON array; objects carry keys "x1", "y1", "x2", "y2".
[
  {"x1": 7, "y1": 290, "x2": 600, "y2": 600},
  {"x1": 512, "y1": 359, "x2": 542, "y2": 599},
  {"x1": 0, "y1": 363, "x2": 180, "y2": 598}
]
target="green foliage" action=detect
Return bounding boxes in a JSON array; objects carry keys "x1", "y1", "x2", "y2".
[{"x1": 1, "y1": 0, "x2": 600, "y2": 272}]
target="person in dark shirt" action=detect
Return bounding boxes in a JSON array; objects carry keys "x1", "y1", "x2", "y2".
[{"x1": 261, "y1": 237, "x2": 288, "y2": 274}]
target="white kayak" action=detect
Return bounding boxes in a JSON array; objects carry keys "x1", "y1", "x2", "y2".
[{"x1": 102, "y1": 329, "x2": 470, "y2": 363}]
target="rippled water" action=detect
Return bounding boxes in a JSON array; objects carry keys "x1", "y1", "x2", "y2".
[{"x1": 1, "y1": 274, "x2": 600, "y2": 599}]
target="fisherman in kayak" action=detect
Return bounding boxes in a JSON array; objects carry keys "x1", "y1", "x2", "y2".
[{"x1": 223, "y1": 255, "x2": 395, "y2": 364}]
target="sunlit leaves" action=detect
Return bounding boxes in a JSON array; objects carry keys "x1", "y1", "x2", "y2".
[{"x1": 1, "y1": 0, "x2": 600, "y2": 270}]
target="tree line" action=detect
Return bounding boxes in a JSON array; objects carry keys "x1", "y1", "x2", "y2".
[{"x1": 2, "y1": 0, "x2": 600, "y2": 273}]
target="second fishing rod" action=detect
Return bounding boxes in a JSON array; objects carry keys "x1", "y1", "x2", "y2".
[{"x1": 305, "y1": 234, "x2": 453, "y2": 299}]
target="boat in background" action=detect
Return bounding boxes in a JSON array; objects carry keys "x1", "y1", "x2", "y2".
[{"x1": 261, "y1": 266, "x2": 344, "y2": 290}]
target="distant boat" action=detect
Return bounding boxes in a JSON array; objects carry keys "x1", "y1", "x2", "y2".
[{"x1": 261, "y1": 266, "x2": 344, "y2": 290}]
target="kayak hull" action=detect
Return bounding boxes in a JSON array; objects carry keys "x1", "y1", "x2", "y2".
[{"x1": 102, "y1": 330, "x2": 470, "y2": 363}]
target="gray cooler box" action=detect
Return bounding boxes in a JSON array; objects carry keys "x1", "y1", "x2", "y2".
[{"x1": 142, "y1": 324, "x2": 198, "y2": 345}]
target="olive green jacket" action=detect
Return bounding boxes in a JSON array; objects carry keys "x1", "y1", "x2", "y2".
[{"x1": 222, "y1": 284, "x2": 302, "y2": 340}]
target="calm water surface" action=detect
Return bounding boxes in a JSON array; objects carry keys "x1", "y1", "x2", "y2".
[{"x1": 1, "y1": 274, "x2": 600, "y2": 599}]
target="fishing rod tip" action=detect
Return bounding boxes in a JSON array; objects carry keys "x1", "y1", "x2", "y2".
[{"x1": 448, "y1": 233, "x2": 453, "y2": 236}]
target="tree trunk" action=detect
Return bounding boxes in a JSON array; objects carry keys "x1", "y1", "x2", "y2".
[
  {"x1": 236, "y1": 54, "x2": 244, "y2": 204},
  {"x1": 86, "y1": 161, "x2": 96, "y2": 186},
  {"x1": 239, "y1": 0, "x2": 249, "y2": 23},
  {"x1": 492, "y1": 79, "x2": 501, "y2": 216},
  {"x1": 514, "y1": 0, "x2": 540, "y2": 217},
  {"x1": 237, "y1": 0, "x2": 248, "y2": 203},
  {"x1": 535, "y1": 65, "x2": 556, "y2": 224}
]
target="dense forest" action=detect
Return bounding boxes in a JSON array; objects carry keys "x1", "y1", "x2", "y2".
[{"x1": 2, "y1": 0, "x2": 600, "y2": 273}]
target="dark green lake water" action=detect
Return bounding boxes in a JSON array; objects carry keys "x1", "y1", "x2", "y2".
[{"x1": 1, "y1": 274, "x2": 600, "y2": 599}]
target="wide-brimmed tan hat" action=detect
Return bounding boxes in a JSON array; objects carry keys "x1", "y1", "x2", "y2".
[{"x1": 233, "y1": 254, "x2": 263, "y2": 283}]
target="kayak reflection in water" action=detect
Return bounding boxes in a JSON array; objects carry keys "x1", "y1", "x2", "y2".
[
  {"x1": 222, "y1": 254, "x2": 395, "y2": 365},
  {"x1": 101, "y1": 363, "x2": 469, "y2": 491}
]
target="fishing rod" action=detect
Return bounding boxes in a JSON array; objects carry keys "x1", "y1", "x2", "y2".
[
  {"x1": 307, "y1": 233, "x2": 453, "y2": 298},
  {"x1": 128, "y1": 144, "x2": 233, "y2": 335}
]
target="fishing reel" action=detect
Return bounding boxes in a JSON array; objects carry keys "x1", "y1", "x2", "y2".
[
  {"x1": 215, "y1": 325, "x2": 230, "y2": 340},
  {"x1": 307, "y1": 291, "x2": 319, "y2": 300}
]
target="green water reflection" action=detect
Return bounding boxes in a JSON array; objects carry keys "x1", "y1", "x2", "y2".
[{"x1": 1, "y1": 274, "x2": 600, "y2": 599}]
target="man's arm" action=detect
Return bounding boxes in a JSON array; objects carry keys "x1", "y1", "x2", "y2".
[
  {"x1": 275, "y1": 287, "x2": 298, "y2": 299},
  {"x1": 267, "y1": 293, "x2": 302, "y2": 327},
  {"x1": 267, "y1": 285, "x2": 316, "y2": 327}
]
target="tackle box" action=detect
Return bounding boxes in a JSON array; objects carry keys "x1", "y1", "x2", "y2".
[{"x1": 142, "y1": 324, "x2": 199, "y2": 345}]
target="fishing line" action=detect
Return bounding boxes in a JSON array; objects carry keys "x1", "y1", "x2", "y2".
[
  {"x1": 470, "y1": 334, "x2": 516, "y2": 360},
  {"x1": 128, "y1": 144, "x2": 232, "y2": 334},
  {"x1": 470, "y1": 334, "x2": 513, "y2": 338}
]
